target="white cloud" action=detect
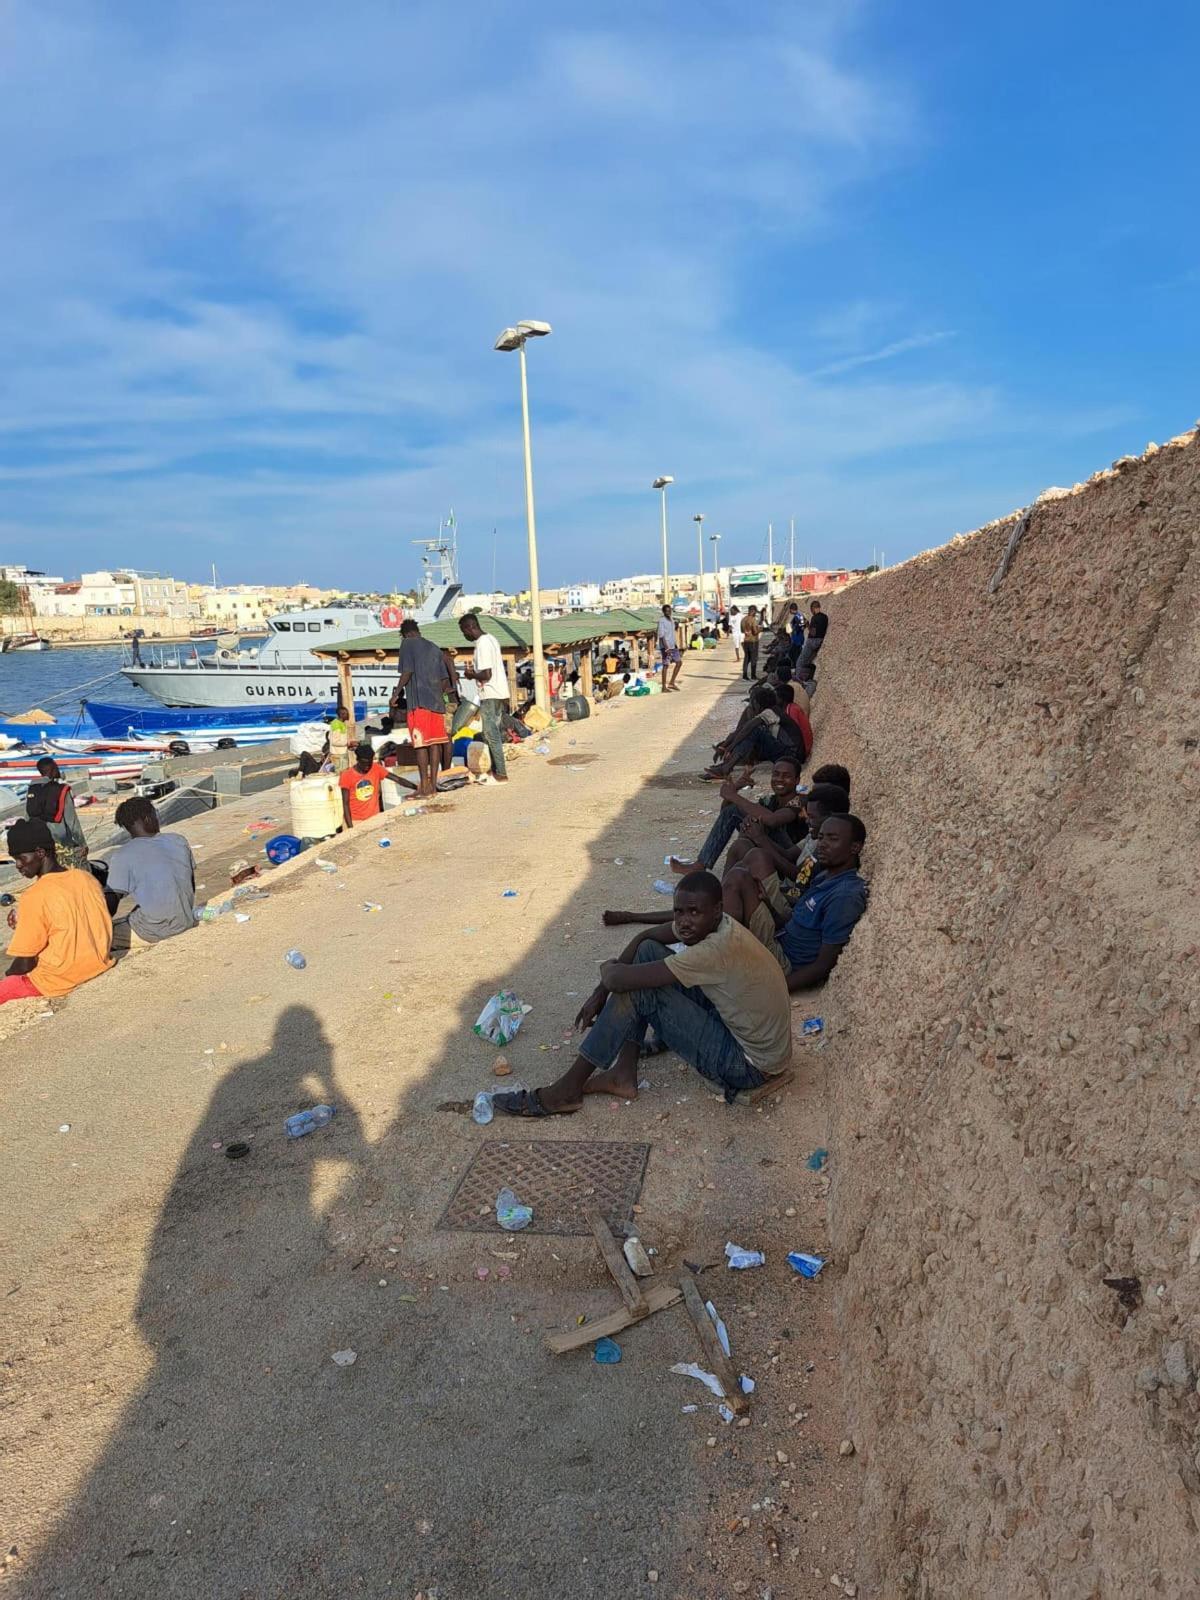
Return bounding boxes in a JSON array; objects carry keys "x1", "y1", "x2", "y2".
[{"x1": 0, "y1": 0, "x2": 1026, "y2": 584}]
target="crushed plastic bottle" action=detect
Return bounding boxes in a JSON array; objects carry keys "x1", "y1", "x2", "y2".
[
  {"x1": 787, "y1": 1251, "x2": 826, "y2": 1278},
  {"x1": 285, "y1": 948, "x2": 307, "y2": 969},
  {"x1": 286, "y1": 1104, "x2": 336, "y2": 1138},
  {"x1": 472, "y1": 1091, "x2": 494, "y2": 1125},
  {"x1": 725, "y1": 1242, "x2": 766, "y2": 1269},
  {"x1": 653, "y1": 879, "x2": 675, "y2": 895},
  {"x1": 496, "y1": 1186, "x2": 533, "y2": 1231}
]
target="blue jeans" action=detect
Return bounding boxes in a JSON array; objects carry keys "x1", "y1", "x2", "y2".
[
  {"x1": 727, "y1": 722, "x2": 790, "y2": 768},
  {"x1": 696, "y1": 803, "x2": 790, "y2": 869},
  {"x1": 479, "y1": 699, "x2": 508, "y2": 778},
  {"x1": 578, "y1": 939, "x2": 766, "y2": 1102}
]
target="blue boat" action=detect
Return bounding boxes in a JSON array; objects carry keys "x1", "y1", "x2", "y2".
[{"x1": 85, "y1": 698, "x2": 374, "y2": 741}]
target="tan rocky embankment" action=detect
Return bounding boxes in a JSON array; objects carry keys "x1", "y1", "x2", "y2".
[{"x1": 815, "y1": 425, "x2": 1200, "y2": 1596}]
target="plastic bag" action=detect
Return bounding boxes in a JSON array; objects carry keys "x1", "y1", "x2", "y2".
[{"x1": 473, "y1": 990, "x2": 532, "y2": 1047}]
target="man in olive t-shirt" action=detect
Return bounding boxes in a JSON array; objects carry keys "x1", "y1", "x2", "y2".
[{"x1": 494, "y1": 870, "x2": 791, "y2": 1117}]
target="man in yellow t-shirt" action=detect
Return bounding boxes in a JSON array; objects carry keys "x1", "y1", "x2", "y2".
[{"x1": 2, "y1": 819, "x2": 113, "y2": 1003}]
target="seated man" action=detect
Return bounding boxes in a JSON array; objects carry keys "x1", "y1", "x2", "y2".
[
  {"x1": 339, "y1": 742, "x2": 409, "y2": 828},
  {"x1": 668, "y1": 755, "x2": 806, "y2": 875},
  {"x1": 722, "y1": 778, "x2": 850, "y2": 893},
  {"x1": 494, "y1": 870, "x2": 793, "y2": 1116},
  {"x1": 776, "y1": 682, "x2": 812, "y2": 762},
  {"x1": 1, "y1": 818, "x2": 113, "y2": 1003},
  {"x1": 104, "y1": 797, "x2": 197, "y2": 950},
  {"x1": 795, "y1": 661, "x2": 817, "y2": 701},
  {"x1": 703, "y1": 685, "x2": 792, "y2": 778},
  {"x1": 722, "y1": 813, "x2": 868, "y2": 992}
]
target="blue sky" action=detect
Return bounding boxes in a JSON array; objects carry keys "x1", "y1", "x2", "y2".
[{"x1": 1, "y1": 0, "x2": 1196, "y2": 591}]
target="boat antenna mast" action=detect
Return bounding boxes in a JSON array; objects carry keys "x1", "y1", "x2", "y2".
[{"x1": 412, "y1": 510, "x2": 460, "y2": 602}]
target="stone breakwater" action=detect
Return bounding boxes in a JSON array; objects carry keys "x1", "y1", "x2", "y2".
[{"x1": 814, "y1": 425, "x2": 1200, "y2": 1597}]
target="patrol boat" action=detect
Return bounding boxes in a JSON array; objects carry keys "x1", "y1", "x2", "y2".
[{"x1": 121, "y1": 531, "x2": 463, "y2": 710}]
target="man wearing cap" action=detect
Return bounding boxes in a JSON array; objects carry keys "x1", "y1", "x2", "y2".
[{"x1": 1, "y1": 818, "x2": 113, "y2": 1004}]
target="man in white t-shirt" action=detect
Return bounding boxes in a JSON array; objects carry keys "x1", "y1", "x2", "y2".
[
  {"x1": 729, "y1": 606, "x2": 743, "y2": 665},
  {"x1": 458, "y1": 613, "x2": 510, "y2": 782},
  {"x1": 494, "y1": 870, "x2": 792, "y2": 1116}
]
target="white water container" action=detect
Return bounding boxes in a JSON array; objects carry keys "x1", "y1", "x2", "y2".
[{"x1": 289, "y1": 774, "x2": 340, "y2": 839}]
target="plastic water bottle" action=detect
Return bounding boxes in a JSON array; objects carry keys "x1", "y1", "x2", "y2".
[
  {"x1": 285, "y1": 948, "x2": 307, "y2": 969},
  {"x1": 472, "y1": 1091, "x2": 494, "y2": 1125},
  {"x1": 286, "y1": 1104, "x2": 336, "y2": 1139}
]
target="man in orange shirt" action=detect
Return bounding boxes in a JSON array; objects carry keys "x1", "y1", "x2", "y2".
[
  {"x1": 338, "y1": 742, "x2": 394, "y2": 829},
  {"x1": 2, "y1": 818, "x2": 113, "y2": 1004}
]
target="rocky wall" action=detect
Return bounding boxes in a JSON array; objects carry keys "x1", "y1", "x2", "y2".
[{"x1": 816, "y1": 427, "x2": 1200, "y2": 1596}]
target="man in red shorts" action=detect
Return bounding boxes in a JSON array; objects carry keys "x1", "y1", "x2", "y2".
[{"x1": 394, "y1": 618, "x2": 455, "y2": 797}]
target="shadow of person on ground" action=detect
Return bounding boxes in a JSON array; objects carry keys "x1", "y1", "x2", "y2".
[{"x1": 20, "y1": 1005, "x2": 368, "y2": 1598}]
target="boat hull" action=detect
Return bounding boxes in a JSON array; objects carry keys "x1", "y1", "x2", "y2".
[{"x1": 121, "y1": 663, "x2": 397, "y2": 709}]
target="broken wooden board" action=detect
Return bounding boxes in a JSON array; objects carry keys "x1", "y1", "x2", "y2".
[
  {"x1": 544, "y1": 1280, "x2": 682, "y2": 1355},
  {"x1": 583, "y1": 1203, "x2": 647, "y2": 1319},
  {"x1": 679, "y1": 1272, "x2": 750, "y2": 1414}
]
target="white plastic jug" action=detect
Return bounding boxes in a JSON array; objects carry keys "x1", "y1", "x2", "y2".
[{"x1": 289, "y1": 774, "x2": 341, "y2": 839}]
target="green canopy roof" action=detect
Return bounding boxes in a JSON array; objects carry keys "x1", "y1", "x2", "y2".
[{"x1": 313, "y1": 607, "x2": 663, "y2": 657}]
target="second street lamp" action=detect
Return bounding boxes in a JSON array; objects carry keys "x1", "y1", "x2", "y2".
[
  {"x1": 652, "y1": 476, "x2": 673, "y2": 606},
  {"x1": 693, "y1": 513, "x2": 705, "y2": 622},
  {"x1": 494, "y1": 319, "x2": 552, "y2": 712}
]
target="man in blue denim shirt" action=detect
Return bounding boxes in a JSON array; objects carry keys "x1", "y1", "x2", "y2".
[{"x1": 720, "y1": 813, "x2": 867, "y2": 992}]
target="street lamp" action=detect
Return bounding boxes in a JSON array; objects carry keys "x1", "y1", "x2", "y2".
[
  {"x1": 652, "y1": 476, "x2": 673, "y2": 606},
  {"x1": 494, "y1": 319, "x2": 553, "y2": 711},
  {"x1": 709, "y1": 532, "x2": 721, "y2": 613},
  {"x1": 693, "y1": 514, "x2": 705, "y2": 621}
]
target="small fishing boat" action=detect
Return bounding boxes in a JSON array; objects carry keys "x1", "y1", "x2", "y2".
[{"x1": 1, "y1": 632, "x2": 51, "y2": 652}]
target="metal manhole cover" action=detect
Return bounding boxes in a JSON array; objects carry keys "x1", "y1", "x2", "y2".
[{"x1": 438, "y1": 1140, "x2": 651, "y2": 1236}]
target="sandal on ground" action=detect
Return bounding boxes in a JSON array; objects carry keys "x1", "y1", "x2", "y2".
[
  {"x1": 492, "y1": 1088, "x2": 582, "y2": 1119},
  {"x1": 740, "y1": 1069, "x2": 795, "y2": 1106}
]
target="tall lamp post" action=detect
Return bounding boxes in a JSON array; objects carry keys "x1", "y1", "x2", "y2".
[
  {"x1": 693, "y1": 513, "x2": 705, "y2": 622},
  {"x1": 709, "y1": 532, "x2": 721, "y2": 614},
  {"x1": 652, "y1": 476, "x2": 673, "y2": 607},
  {"x1": 495, "y1": 319, "x2": 552, "y2": 711}
]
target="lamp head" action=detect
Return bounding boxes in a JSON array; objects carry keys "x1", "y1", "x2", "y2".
[
  {"x1": 652, "y1": 476, "x2": 673, "y2": 490},
  {"x1": 494, "y1": 327, "x2": 523, "y2": 352},
  {"x1": 693, "y1": 513, "x2": 704, "y2": 525},
  {"x1": 516, "y1": 320, "x2": 552, "y2": 337}
]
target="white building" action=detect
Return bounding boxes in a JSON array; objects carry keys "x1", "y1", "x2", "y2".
[
  {"x1": 600, "y1": 573, "x2": 664, "y2": 606},
  {"x1": 566, "y1": 582, "x2": 602, "y2": 611},
  {"x1": 129, "y1": 571, "x2": 193, "y2": 618},
  {"x1": 202, "y1": 588, "x2": 273, "y2": 627}
]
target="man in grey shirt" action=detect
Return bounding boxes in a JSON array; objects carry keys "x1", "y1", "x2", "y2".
[
  {"x1": 394, "y1": 618, "x2": 456, "y2": 796},
  {"x1": 104, "y1": 797, "x2": 196, "y2": 950}
]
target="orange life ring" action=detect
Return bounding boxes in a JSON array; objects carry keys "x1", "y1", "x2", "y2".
[{"x1": 381, "y1": 605, "x2": 402, "y2": 629}]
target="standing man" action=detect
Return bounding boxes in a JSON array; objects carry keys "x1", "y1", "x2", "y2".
[
  {"x1": 741, "y1": 605, "x2": 761, "y2": 680},
  {"x1": 339, "y1": 742, "x2": 390, "y2": 828},
  {"x1": 395, "y1": 618, "x2": 455, "y2": 798},
  {"x1": 458, "y1": 614, "x2": 510, "y2": 784},
  {"x1": 657, "y1": 605, "x2": 682, "y2": 692},
  {"x1": 729, "y1": 605, "x2": 743, "y2": 667},
  {"x1": 787, "y1": 602, "x2": 806, "y2": 668},
  {"x1": 800, "y1": 600, "x2": 829, "y2": 667}
]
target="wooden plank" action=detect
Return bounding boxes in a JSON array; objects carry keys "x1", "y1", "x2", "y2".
[
  {"x1": 679, "y1": 1273, "x2": 749, "y2": 1414},
  {"x1": 544, "y1": 1279, "x2": 681, "y2": 1355},
  {"x1": 584, "y1": 1205, "x2": 648, "y2": 1319}
]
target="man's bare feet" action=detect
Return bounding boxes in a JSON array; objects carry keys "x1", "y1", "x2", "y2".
[
  {"x1": 583, "y1": 1067, "x2": 640, "y2": 1100},
  {"x1": 669, "y1": 855, "x2": 699, "y2": 874}
]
